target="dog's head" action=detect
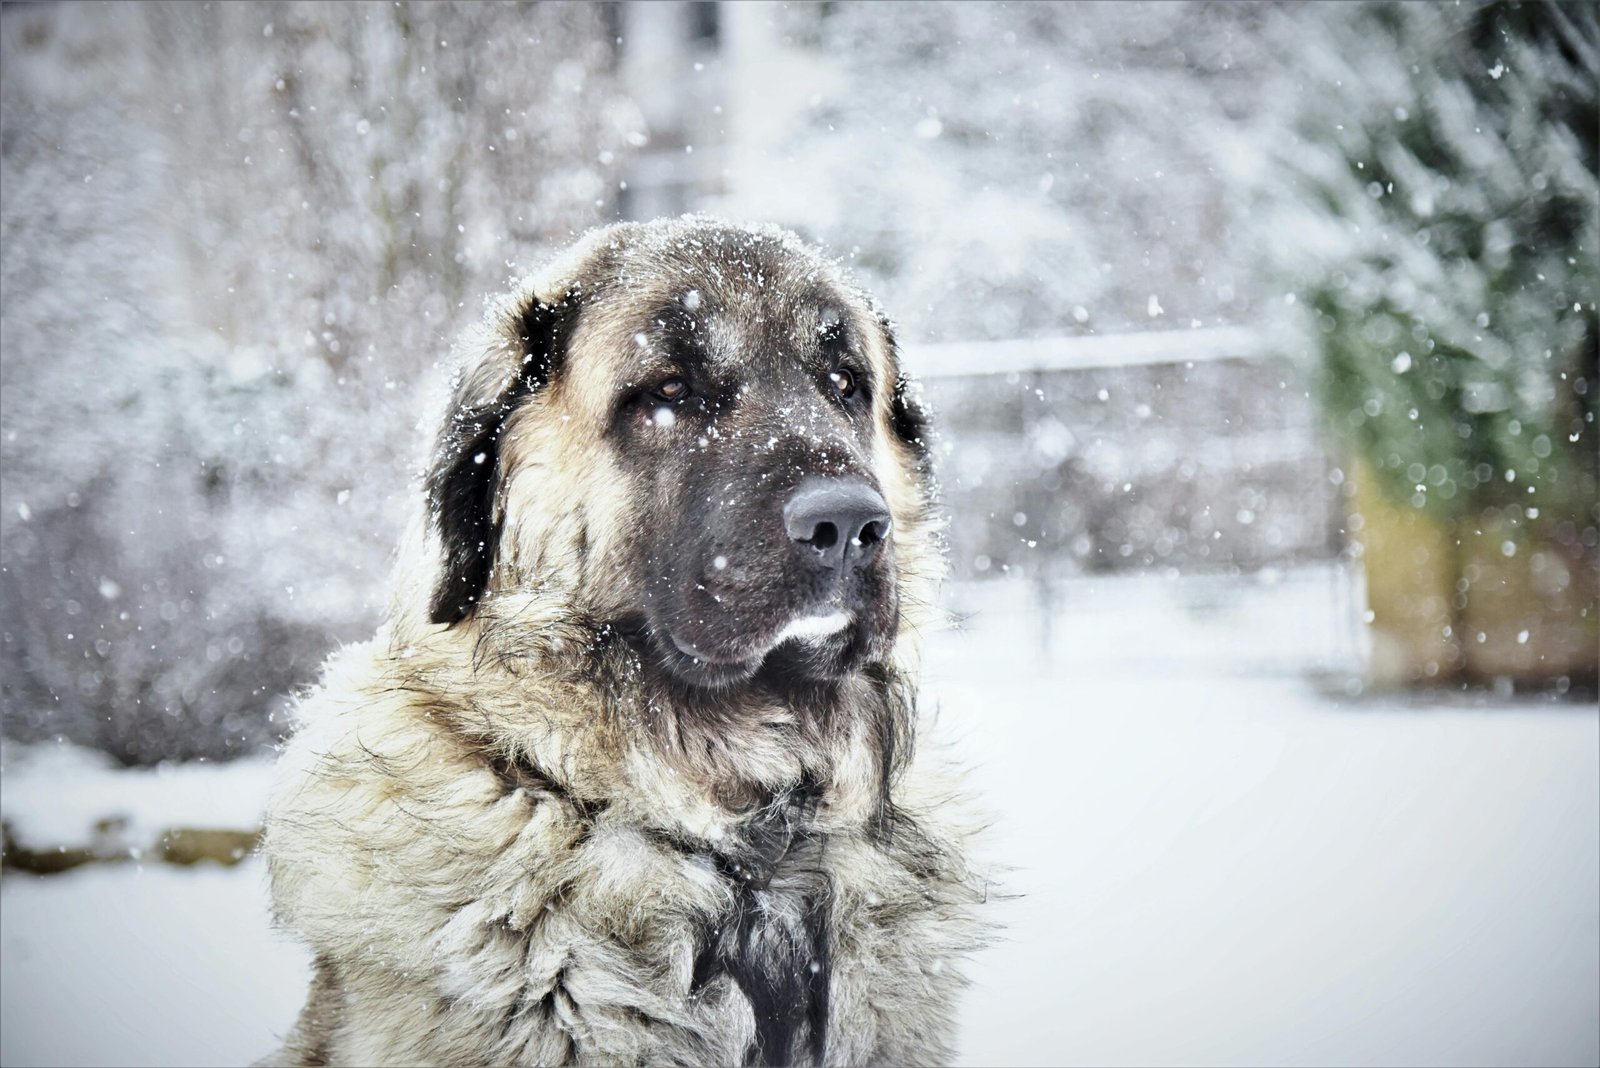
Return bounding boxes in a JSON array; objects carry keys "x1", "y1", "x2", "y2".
[{"x1": 417, "y1": 217, "x2": 936, "y2": 690}]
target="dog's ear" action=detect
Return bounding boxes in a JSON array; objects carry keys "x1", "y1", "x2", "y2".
[
  {"x1": 876, "y1": 314, "x2": 933, "y2": 465},
  {"x1": 425, "y1": 290, "x2": 580, "y2": 625}
]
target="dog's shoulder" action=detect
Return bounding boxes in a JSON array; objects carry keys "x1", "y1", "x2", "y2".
[{"x1": 263, "y1": 633, "x2": 591, "y2": 960}]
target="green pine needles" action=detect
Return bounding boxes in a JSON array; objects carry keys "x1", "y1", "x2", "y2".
[{"x1": 1272, "y1": 1, "x2": 1597, "y2": 527}]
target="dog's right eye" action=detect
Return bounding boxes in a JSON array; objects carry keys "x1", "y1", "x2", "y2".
[{"x1": 651, "y1": 377, "x2": 690, "y2": 402}]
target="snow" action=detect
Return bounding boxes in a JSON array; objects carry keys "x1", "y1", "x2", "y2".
[
  {"x1": 0, "y1": 860, "x2": 308, "y2": 1068},
  {"x1": 0, "y1": 745, "x2": 277, "y2": 851},
  {"x1": 933, "y1": 572, "x2": 1599, "y2": 1067},
  {"x1": 1, "y1": 567, "x2": 1596, "y2": 1066}
]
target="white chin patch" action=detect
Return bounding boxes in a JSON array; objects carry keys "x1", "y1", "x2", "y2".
[{"x1": 772, "y1": 611, "x2": 852, "y2": 645}]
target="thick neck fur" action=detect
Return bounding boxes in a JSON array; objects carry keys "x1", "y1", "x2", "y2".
[
  {"x1": 358, "y1": 588, "x2": 924, "y2": 1067},
  {"x1": 385, "y1": 579, "x2": 921, "y2": 854}
]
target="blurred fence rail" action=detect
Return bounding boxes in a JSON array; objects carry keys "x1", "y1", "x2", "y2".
[
  {"x1": 905, "y1": 324, "x2": 1268, "y2": 378},
  {"x1": 909, "y1": 325, "x2": 1342, "y2": 584}
]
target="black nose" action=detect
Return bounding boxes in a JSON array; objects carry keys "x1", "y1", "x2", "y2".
[{"x1": 783, "y1": 478, "x2": 892, "y2": 572}]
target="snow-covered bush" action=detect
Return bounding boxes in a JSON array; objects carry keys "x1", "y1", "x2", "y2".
[
  {"x1": 0, "y1": 3, "x2": 636, "y2": 763},
  {"x1": 1258, "y1": 1, "x2": 1598, "y2": 685},
  {"x1": 1263, "y1": 1, "x2": 1598, "y2": 525}
]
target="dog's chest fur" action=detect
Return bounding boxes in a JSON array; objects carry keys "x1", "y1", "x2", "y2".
[
  {"x1": 264, "y1": 641, "x2": 988, "y2": 1067},
  {"x1": 689, "y1": 783, "x2": 833, "y2": 1067}
]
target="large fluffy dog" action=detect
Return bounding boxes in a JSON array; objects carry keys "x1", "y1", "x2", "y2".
[{"x1": 263, "y1": 217, "x2": 990, "y2": 1066}]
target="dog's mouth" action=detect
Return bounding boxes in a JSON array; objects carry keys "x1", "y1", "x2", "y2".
[
  {"x1": 652, "y1": 609, "x2": 861, "y2": 690},
  {"x1": 769, "y1": 610, "x2": 853, "y2": 645}
]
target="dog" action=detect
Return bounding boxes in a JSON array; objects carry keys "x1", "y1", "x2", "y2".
[{"x1": 262, "y1": 216, "x2": 991, "y2": 1066}]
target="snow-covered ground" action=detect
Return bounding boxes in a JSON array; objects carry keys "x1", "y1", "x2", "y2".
[
  {"x1": 0, "y1": 858, "x2": 307, "y2": 1068},
  {"x1": 0, "y1": 746, "x2": 277, "y2": 854},
  {"x1": 2, "y1": 566, "x2": 1596, "y2": 1067},
  {"x1": 938, "y1": 571, "x2": 1598, "y2": 1067},
  {"x1": 1, "y1": 752, "x2": 302, "y2": 1067}
]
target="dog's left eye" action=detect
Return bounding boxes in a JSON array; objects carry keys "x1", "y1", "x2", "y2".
[
  {"x1": 652, "y1": 377, "x2": 690, "y2": 402},
  {"x1": 828, "y1": 368, "x2": 856, "y2": 399}
]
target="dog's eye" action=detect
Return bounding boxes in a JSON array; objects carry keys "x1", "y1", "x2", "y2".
[
  {"x1": 652, "y1": 377, "x2": 690, "y2": 402},
  {"x1": 828, "y1": 368, "x2": 856, "y2": 400}
]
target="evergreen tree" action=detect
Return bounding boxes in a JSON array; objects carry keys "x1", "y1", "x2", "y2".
[{"x1": 1268, "y1": 1, "x2": 1598, "y2": 530}]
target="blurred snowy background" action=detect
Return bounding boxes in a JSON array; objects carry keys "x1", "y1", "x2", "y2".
[{"x1": 0, "y1": 2, "x2": 1595, "y2": 1066}]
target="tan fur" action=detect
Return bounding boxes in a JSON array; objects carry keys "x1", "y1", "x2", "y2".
[{"x1": 262, "y1": 217, "x2": 991, "y2": 1066}]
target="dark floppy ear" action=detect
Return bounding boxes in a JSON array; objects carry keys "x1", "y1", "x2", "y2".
[
  {"x1": 877, "y1": 314, "x2": 933, "y2": 465},
  {"x1": 425, "y1": 291, "x2": 579, "y2": 625}
]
